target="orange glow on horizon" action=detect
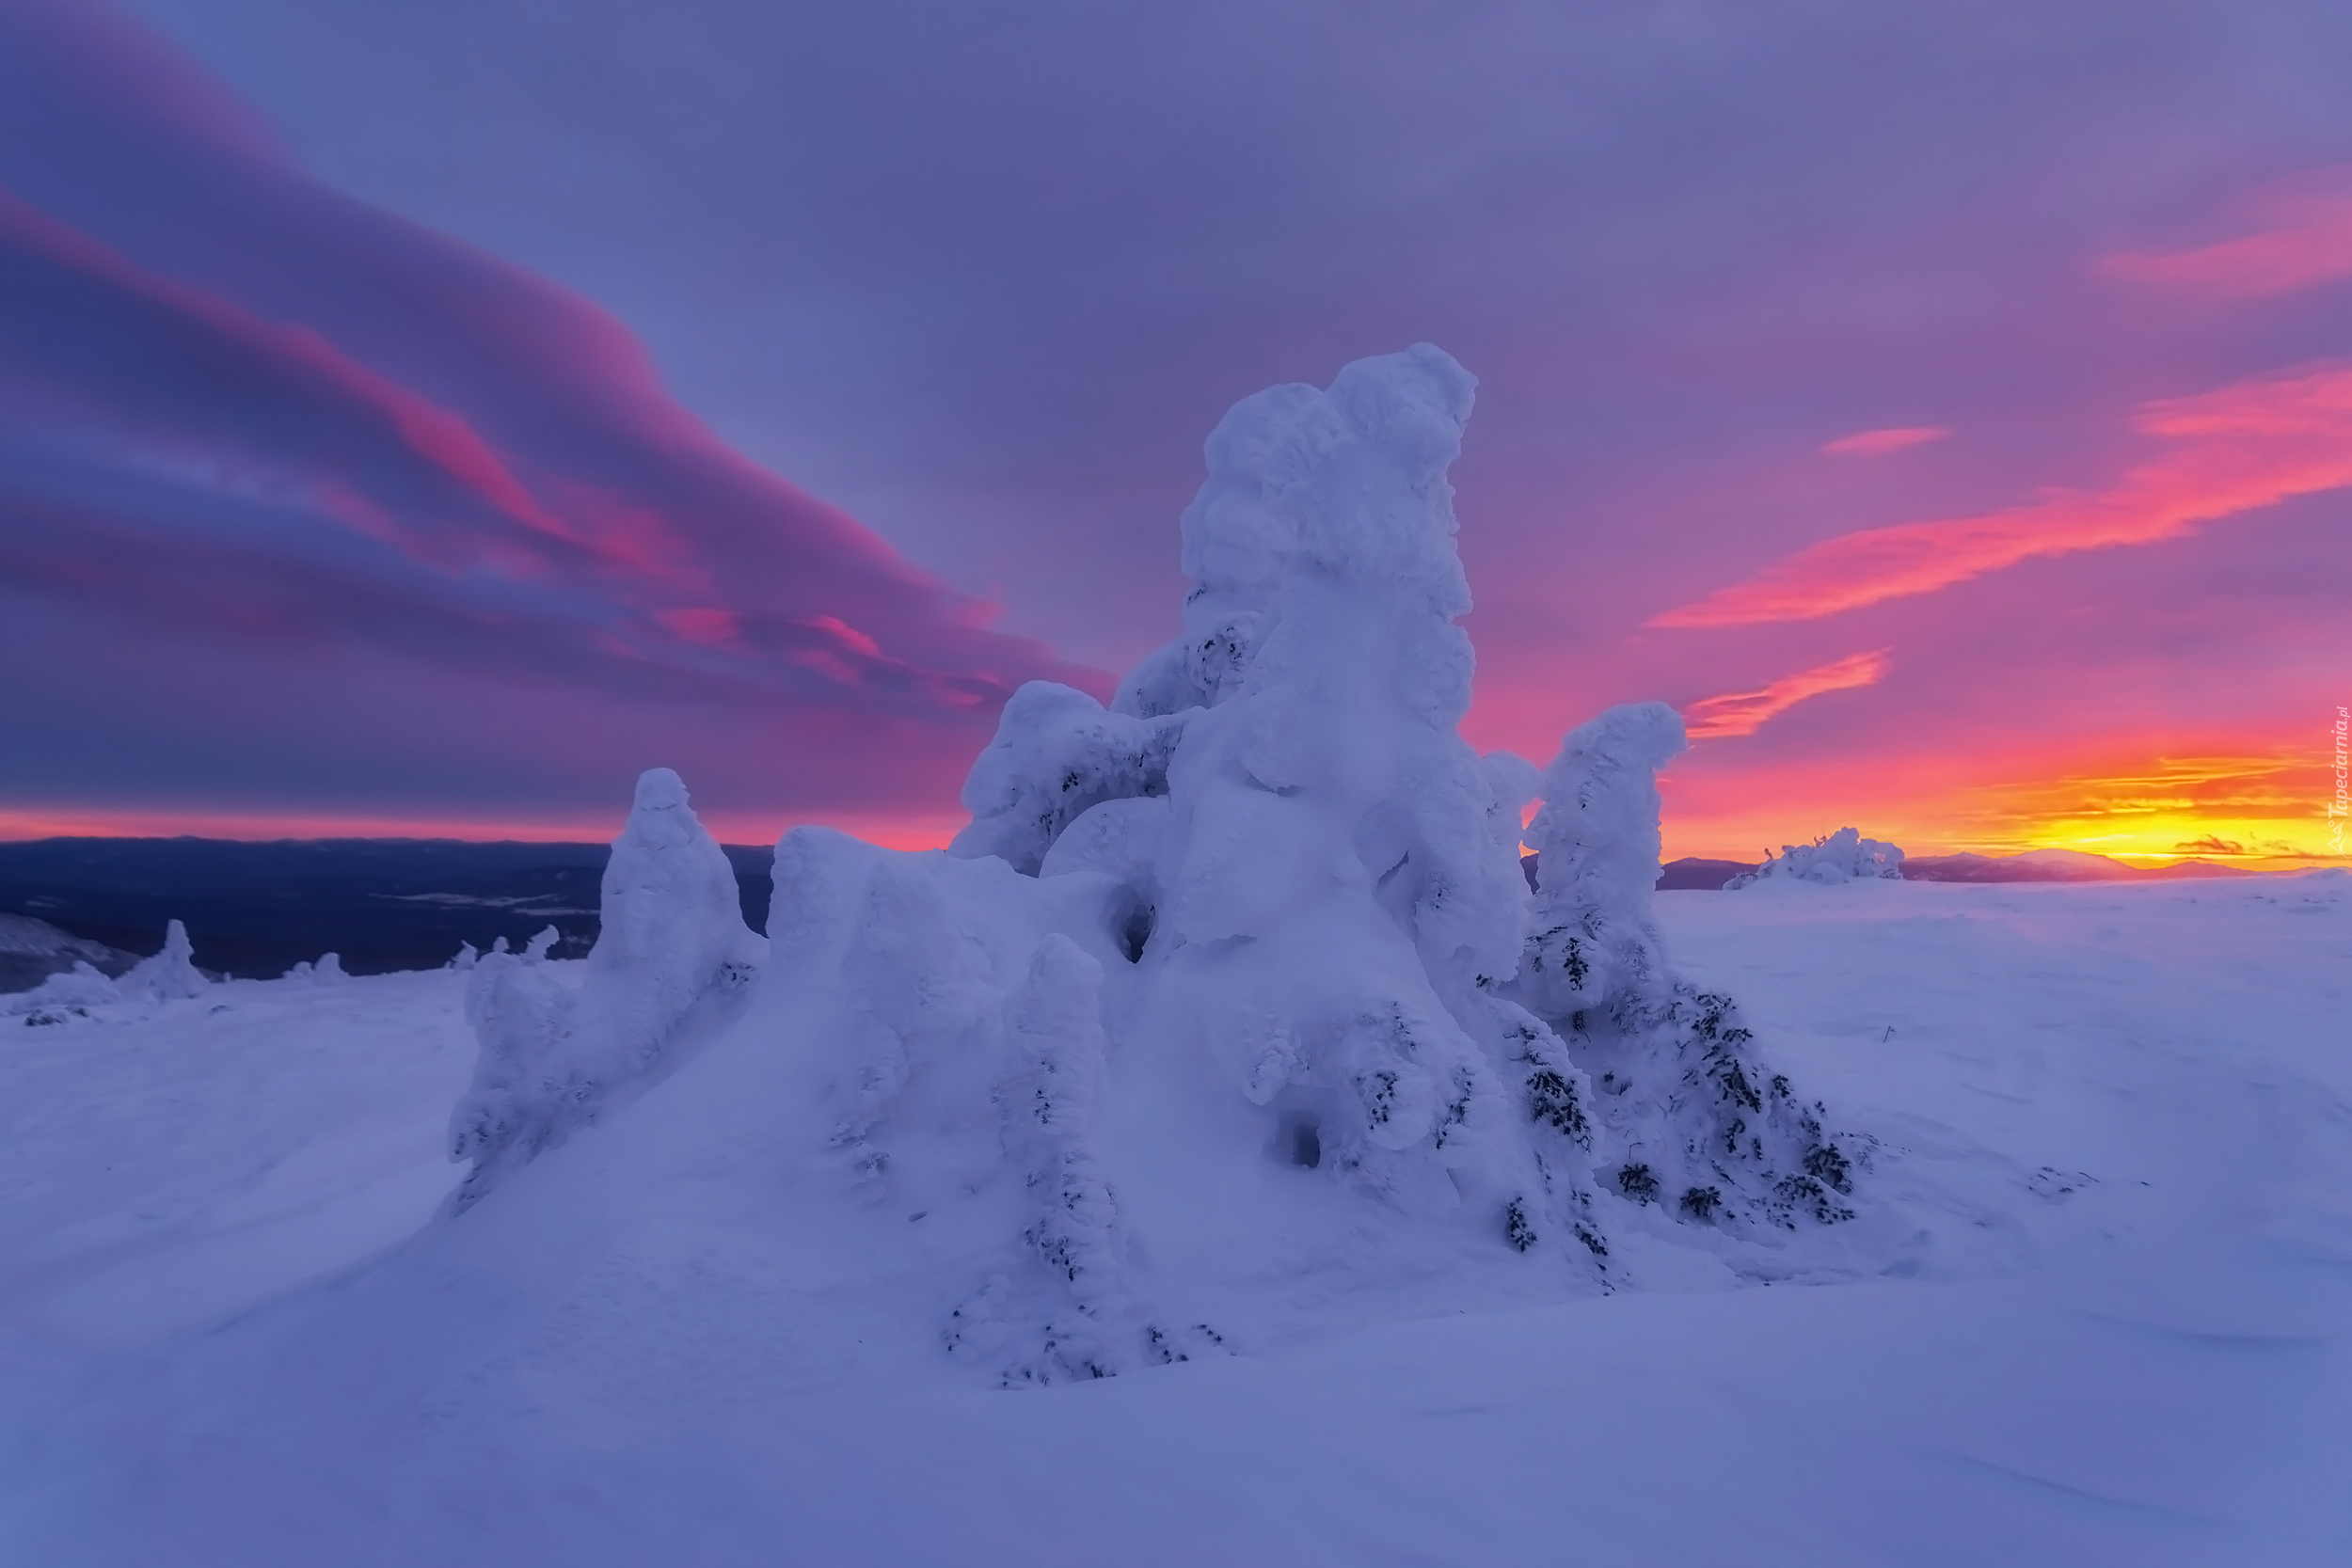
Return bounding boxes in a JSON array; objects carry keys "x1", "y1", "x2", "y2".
[{"x1": 1659, "y1": 741, "x2": 2342, "y2": 870}]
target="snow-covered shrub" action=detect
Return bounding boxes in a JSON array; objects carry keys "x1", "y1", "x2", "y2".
[
  {"x1": 449, "y1": 768, "x2": 764, "y2": 1208},
  {"x1": 947, "y1": 936, "x2": 1146, "y2": 1383},
  {"x1": 1518, "y1": 704, "x2": 1687, "y2": 1031},
  {"x1": 1513, "y1": 705, "x2": 1857, "y2": 1228},
  {"x1": 5, "y1": 960, "x2": 122, "y2": 1022},
  {"x1": 284, "y1": 953, "x2": 350, "y2": 986},
  {"x1": 1725, "y1": 827, "x2": 1905, "y2": 887}
]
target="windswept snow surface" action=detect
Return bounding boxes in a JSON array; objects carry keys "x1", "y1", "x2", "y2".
[{"x1": 1, "y1": 875, "x2": 2346, "y2": 1564}]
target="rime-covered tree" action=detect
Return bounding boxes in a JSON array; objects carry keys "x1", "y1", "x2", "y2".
[
  {"x1": 450, "y1": 767, "x2": 763, "y2": 1207},
  {"x1": 1514, "y1": 705, "x2": 1857, "y2": 1227}
]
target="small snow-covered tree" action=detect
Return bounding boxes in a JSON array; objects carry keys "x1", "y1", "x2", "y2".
[
  {"x1": 450, "y1": 768, "x2": 763, "y2": 1208},
  {"x1": 1513, "y1": 705, "x2": 1856, "y2": 1228},
  {"x1": 946, "y1": 934, "x2": 1171, "y2": 1384},
  {"x1": 115, "y1": 919, "x2": 209, "y2": 1002}
]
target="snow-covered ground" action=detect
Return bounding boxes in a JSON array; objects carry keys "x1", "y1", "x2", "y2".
[{"x1": 4, "y1": 873, "x2": 2345, "y2": 1566}]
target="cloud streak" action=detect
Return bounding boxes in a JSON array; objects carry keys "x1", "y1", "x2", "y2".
[
  {"x1": 1682, "y1": 650, "x2": 1893, "y2": 739},
  {"x1": 2102, "y1": 173, "x2": 2352, "y2": 297},
  {"x1": 1820, "y1": 427, "x2": 1947, "y2": 457},
  {"x1": 1651, "y1": 365, "x2": 2352, "y2": 627}
]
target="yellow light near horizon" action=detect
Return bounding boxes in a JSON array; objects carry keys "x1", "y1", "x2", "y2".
[{"x1": 1658, "y1": 745, "x2": 2342, "y2": 869}]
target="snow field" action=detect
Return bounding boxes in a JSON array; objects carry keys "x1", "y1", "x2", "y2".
[{"x1": 0, "y1": 875, "x2": 2344, "y2": 1564}]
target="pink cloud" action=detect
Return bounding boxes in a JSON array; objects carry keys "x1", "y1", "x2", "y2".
[
  {"x1": 1820, "y1": 426, "x2": 1948, "y2": 457},
  {"x1": 1651, "y1": 363, "x2": 2352, "y2": 628},
  {"x1": 0, "y1": 190, "x2": 616, "y2": 571},
  {"x1": 654, "y1": 608, "x2": 742, "y2": 645},
  {"x1": 2102, "y1": 174, "x2": 2352, "y2": 298},
  {"x1": 1682, "y1": 649, "x2": 1892, "y2": 739}
]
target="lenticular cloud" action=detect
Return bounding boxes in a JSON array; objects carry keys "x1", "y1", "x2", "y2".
[{"x1": 450, "y1": 346, "x2": 1868, "y2": 1385}]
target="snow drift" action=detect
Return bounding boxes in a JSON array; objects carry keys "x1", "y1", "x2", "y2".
[{"x1": 447, "y1": 345, "x2": 1865, "y2": 1385}]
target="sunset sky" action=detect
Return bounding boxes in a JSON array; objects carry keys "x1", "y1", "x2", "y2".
[{"x1": 3, "y1": 0, "x2": 2345, "y2": 864}]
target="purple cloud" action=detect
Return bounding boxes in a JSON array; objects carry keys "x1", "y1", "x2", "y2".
[{"x1": 0, "y1": 1, "x2": 1100, "y2": 832}]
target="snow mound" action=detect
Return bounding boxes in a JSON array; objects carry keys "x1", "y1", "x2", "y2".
[
  {"x1": 4, "y1": 959, "x2": 123, "y2": 1020},
  {"x1": 1727, "y1": 826, "x2": 1906, "y2": 887},
  {"x1": 283, "y1": 953, "x2": 350, "y2": 986},
  {"x1": 449, "y1": 767, "x2": 764, "y2": 1208}
]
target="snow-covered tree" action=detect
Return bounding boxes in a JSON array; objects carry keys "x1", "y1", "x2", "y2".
[
  {"x1": 1513, "y1": 705, "x2": 1857, "y2": 1228},
  {"x1": 943, "y1": 344, "x2": 1605, "y2": 1265},
  {"x1": 450, "y1": 768, "x2": 764, "y2": 1207},
  {"x1": 116, "y1": 919, "x2": 209, "y2": 1002}
]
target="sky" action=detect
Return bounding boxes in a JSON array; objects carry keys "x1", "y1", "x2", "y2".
[{"x1": 3, "y1": 0, "x2": 2346, "y2": 863}]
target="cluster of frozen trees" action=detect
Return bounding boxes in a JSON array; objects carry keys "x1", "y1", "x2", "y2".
[
  {"x1": 447, "y1": 345, "x2": 1862, "y2": 1384},
  {"x1": 1726, "y1": 827, "x2": 1906, "y2": 887}
]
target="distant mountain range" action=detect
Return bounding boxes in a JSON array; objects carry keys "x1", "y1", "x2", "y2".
[{"x1": 0, "y1": 837, "x2": 773, "y2": 987}]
